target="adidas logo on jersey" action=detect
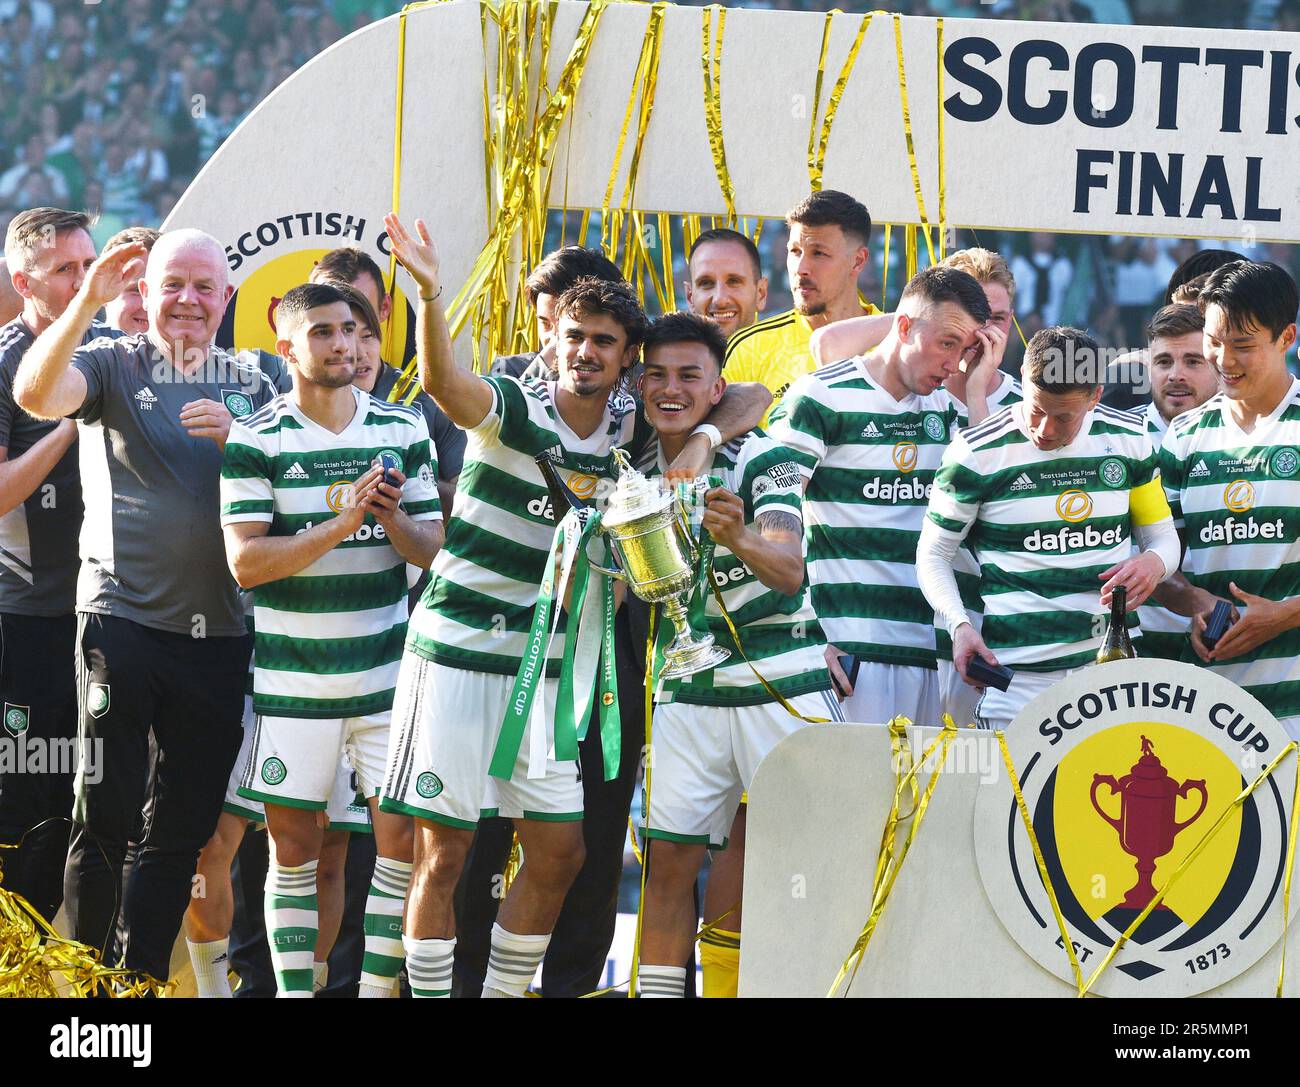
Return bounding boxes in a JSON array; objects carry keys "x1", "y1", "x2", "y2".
[
  {"x1": 283, "y1": 462, "x2": 310, "y2": 480},
  {"x1": 860, "y1": 421, "x2": 883, "y2": 439},
  {"x1": 1190, "y1": 459, "x2": 1211, "y2": 478},
  {"x1": 134, "y1": 387, "x2": 158, "y2": 411},
  {"x1": 1009, "y1": 473, "x2": 1035, "y2": 492}
]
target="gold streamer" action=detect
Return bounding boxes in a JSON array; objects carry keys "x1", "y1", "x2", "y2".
[
  {"x1": 806, "y1": 11, "x2": 876, "y2": 192},
  {"x1": 706, "y1": 576, "x2": 828, "y2": 724},
  {"x1": 881, "y1": 222, "x2": 891, "y2": 308},
  {"x1": 502, "y1": 831, "x2": 522, "y2": 894},
  {"x1": 0, "y1": 851, "x2": 169, "y2": 997},
  {"x1": 700, "y1": 6, "x2": 736, "y2": 226},
  {"x1": 827, "y1": 718, "x2": 957, "y2": 997},
  {"x1": 996, "y1": 731, "x2": 1084, "y2": 992},
  {"x1": 892, "y1": 13, "x2": 935, "y2": 267},
  {"x1": 1277, "y1": 750, "x2": 1300, "y2": 997},
  {"x1": 1080, "y1": 740, "x2": 1299, "y2": 997}
]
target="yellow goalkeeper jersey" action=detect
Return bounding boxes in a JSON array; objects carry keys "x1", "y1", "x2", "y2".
[{"x1": 723, "y1": 300, "x2": 879, "y2": 424}]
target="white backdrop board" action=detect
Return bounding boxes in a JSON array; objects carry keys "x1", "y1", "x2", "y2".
[
  {"x1": 168, "y1": 2, "x2": 1300, "y2": 357},
  {"x1": 743, "y1": 662, "x2": 1300, "y2": 998}
]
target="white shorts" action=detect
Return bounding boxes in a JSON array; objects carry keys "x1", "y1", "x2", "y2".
[
  {"x1": 644, "y1": 688, "x2": 843, "y2": 849},
  {"x1": 223, "y1": 698, "x2": 372, "y2": 832},
  {"x1": 842, "y1": 661, "x2": 942, "y2": 728},
  {"x1": 235, "y1": 703, "x2": 390, "y2": 813},
  {"x1": 380, "y1": 653, "x2": 583, "y2": 830},
  {"x1": 975, "y1": 667, "x2": 1079, "y2": 731},
  {"x1": 937, "y1": 659, "x2": 981, "y2": 729}
]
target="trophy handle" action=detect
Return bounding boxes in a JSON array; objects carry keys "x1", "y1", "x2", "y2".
[
  {"x1": 1090, "y1": 774, "x2": 1123, "y2": 832},
  {"x1": 672, "y1": 495, "x2": 700, "y2": 564},
  {"x1": 1173, "y1": 778, "x2": 1208, "y2": 832},
  {"x1": 590, "y1": 536, "x2": 629, "y2": 582}
]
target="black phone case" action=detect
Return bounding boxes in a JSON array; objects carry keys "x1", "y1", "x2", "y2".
[{"x1": 966, "y1": 655, "x2": 1013, "y2": 692}]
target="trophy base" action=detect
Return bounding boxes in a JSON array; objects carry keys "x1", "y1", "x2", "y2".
[{"x1": 661, "y1": 637, "x2": 731, "y2": 680}]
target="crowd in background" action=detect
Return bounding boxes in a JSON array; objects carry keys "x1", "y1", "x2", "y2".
[{"x1": 2, "y1": 0, "x2": 1299, "y2": 368}]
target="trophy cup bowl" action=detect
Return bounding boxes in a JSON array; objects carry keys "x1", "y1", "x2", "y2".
[{"x1": 595, "y1": 450, "x2": 731, "y2": 680}]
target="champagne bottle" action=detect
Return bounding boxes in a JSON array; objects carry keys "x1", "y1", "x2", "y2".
[
  {"x1": 534, "y1": 452, "x2": 586, "y2": 523},
  {"x1": 1096, "y1": 585, "x2": 1137, "y2": 663}
]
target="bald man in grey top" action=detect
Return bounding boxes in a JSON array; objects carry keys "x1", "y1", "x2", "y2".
[{"x1": 17, "y1": 229, "x2": 277, "y2": 984}]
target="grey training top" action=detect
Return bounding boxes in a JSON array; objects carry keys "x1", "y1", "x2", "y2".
[
  {"x1": 0, "y1": 317, "x2": 120, "y2": 617},
  {"x1": 71, "y1": 333, "x2": 278, "y2": 637}
]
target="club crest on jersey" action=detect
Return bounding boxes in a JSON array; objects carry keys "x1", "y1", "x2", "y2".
[
  {"x1": 261, "y1": 757, "x2": 287, "y2": 785},
  {"x1": 416, "y1": 771, "x2": 443, "y2": 799},
  {"x1": 1269, "y1": 447, "x2": 1299, "y2": 479},
  {"x1": 975, "y1": 661, "x2": 1295, "y2": 997},
  {"x1": 3, "y1": 703, "x2": 29, "y2": 737},
  {"x1": 1099, "y1": 457, "x2": 1128, "y2": 489},
  {"x1": 221, "y1": 389, "x2": 254, "y2": 418},
  {"x1": 1056, "y1": 489, "x2": 1093, "y2": 523},
  {"x1": 87, "y1": 683, "x2": 110, "y2": 719},
  {"x1": 922, "y1": 413, "x2": 946, "y2": 442},
  {"x1": 892, "y1": 441, "x2": 919, "y2": 473},
  {"x1": 1223, "y1": 479, "x2": 1255, "y2": 513}
]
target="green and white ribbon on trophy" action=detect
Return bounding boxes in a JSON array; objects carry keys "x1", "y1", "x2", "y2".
[{"x1": 492, "y1": 505, "x2": 622, "y2": 783}]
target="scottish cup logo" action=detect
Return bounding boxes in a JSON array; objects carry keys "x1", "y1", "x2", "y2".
[{"x1": 975, "y1": 660, "x2": 1297, "y2": 996}]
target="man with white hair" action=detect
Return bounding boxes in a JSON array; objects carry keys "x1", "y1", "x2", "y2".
[{"x1": 15, "y1": 228, "x2": 279, "y2": 985}]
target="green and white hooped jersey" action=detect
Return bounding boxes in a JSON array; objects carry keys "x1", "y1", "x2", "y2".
[
  {"x1": 634, "y1": 432, "x2": 830, "y2": 706},
  {"x1": 1135, "y1": 401, "x2": 1185, "y2": 659},
  {"x1": 928, "y1": 402, "x2": 1154, "y2": 671},
  {"x1": 1159, "y1": 381, "x2": 1300, "y2": 717},
  {"x1": 768, "y1": 356, "x2": 958, "y2": 669},
  {"x1": 936, "y1": 372, "x2": 1025, "y2": 661},
  {"x1": 220, "y1": 387, "x2": 441, "y2": 718},
  {"x1": 406, "y1": 377, "x2": 643, "y2": 675}
]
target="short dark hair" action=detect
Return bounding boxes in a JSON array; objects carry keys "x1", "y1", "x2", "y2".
[
  {"x1": 1197, "y1": 260, "x2": 1299, "y2": 342},
  {"x1": 553, "y1": 276, "x2": 646, "y2": 348},
  {"x1": 1169, "y1": 273, "x2": 1210, "y2": 305},
  {"x1": 276, "y1": 281, "x2": 352, "y2": 335},
  {"x1": 899, "y1": 264, "x2": 991, "y2": 325},
  {"x1": 1023, "y1": 326, "x2": 1103, "y2": 395},
  {"x1": 785, "y1": 189, "x2": 872, "y2": 248},
  {"x1": 642, "y1": 311, "x2": 728, "y2": 373},
  {"x1": 1146, "y1": 303, "x2": 1204, "y2": 343},
  {"x1": 1164, "y1": 248, "x2": 1245, "y2": 305},
  {"x1": 4, "y1": 207, "x2": 93, "y2": 271},
  {"x1": 311, "y1": 246, "x2": 387, "y2": 302},
  {"x1": 524, "y1": 246, "x2": 623, "y2": 306},
  {"x1": 105, "y1": 226, "x2": 161, "y2": 252},
  {"x1": 331, "y1": 280, "x2": 381, "y2": 339},
  {"x1": 687, "y1": 228, "x2": 762, "y2": 280}
]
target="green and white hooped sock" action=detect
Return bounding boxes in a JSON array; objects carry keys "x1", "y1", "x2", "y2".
[
  {"x1": 265, "y1": 859, "x2": 318, "y2": 998},
  {"x1": 359, "y1": 856, "x2": 412, "y2": 997},
  {"x1": 403, "y1": 935, "x2": 455, "y2": 998}
]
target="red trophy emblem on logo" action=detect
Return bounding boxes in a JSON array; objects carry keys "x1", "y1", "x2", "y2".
[{"x1": 1090, "y1": 736, "x2": 1208, "y2": 912}]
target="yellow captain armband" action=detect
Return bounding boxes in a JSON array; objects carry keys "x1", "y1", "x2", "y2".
[{"x1": 1130, "y1": 475, "x2": 1172, "y2": 526}]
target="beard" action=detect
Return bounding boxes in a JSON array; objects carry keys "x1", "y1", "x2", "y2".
[{"x1": 794, "y1": 296, "x2": 826, "y2": 318}]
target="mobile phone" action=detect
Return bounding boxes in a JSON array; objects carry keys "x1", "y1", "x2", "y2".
[
  {"x1": 1201, "y1": 600, "x2": 1234, "y2": 651},
  {"x1": 378, "y1": 451, "x2": 401, "y2": 491},
  {"x1": 966, "y1": 655, "x2": 1013, "y2": 692},
  {"x1": 834, "y1": 653, "x2": 861, "y2": 698}
]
